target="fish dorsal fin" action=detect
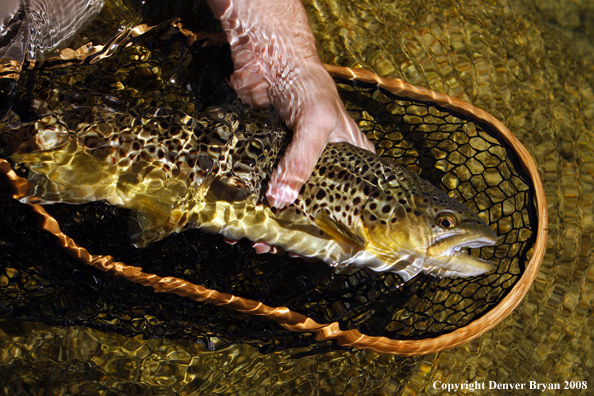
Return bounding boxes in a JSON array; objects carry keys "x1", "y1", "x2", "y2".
[{"x1": 314, "y1": 209, "x2": 365, "y2": 254}]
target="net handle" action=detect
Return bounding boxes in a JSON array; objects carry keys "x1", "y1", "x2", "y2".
[{"x1": 0, "y1": 65, "x2": 548, "y2": 355}]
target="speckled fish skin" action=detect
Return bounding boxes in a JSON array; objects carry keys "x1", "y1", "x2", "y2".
[{"x1": 3, "y1": 91, "x2": 497, "y2": 281}]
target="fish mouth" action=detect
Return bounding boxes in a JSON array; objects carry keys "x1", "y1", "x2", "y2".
[
  {"x1": 427, "y1": 233, "x2": 497, "y2": 257},
  {"x1": 425, "y1": 227, "x2": 498, "y2": 277}
]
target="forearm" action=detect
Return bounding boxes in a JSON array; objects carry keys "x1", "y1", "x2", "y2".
[
  {"x1": 207, "y1": 0, "x2": 320, "y2": 71},
  {"x1": 206, "y1": 0, "x2": 326, "y2": 121}
]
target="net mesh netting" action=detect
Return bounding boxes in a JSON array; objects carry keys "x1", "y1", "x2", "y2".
[{"x1": 0, "y1": 2, "x2": 538, "y2": 354}]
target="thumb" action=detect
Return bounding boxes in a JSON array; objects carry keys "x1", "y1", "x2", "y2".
[
  {"x1": 266, "y1": 97, "x2": 375, "y2": 208},
  {"x1": 266, "y1": 105, "x2": 332, "y2": 208}
]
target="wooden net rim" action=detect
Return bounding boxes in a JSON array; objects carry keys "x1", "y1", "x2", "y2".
[{"x1": 0, "y1": 65, "x2": 548, "y2": 355}]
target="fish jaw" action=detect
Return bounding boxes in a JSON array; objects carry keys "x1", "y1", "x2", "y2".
[
  {"x1": 336, "y1": 238, "x2": 495, "y2": 281},
  {"x1": 334, "y1": 218, "x2": 498, "y2": 280},
  {"x1": 423, "y1": 251, "x2": 494, "y2": 278},
  {"x1": 426, "y1": 228, "x2": 498, "y2": 258},
  {"x1": 423, "y1": 225, "x2": 498, "y2": 277}
]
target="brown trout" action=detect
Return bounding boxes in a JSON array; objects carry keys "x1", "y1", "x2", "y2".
[{"x1": 2, "y1": 90, "x2": 497, "y2": 281}]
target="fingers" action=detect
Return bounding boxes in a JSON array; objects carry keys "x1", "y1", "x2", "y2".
[
  {"x1": 226, "y1": 238, "x2": 294, "y2": 256},
  {"x1": 266, "y1": 148, "x2": 316, "y2": 209},
  {"x1": 252, "y1": 241, "x2": 286, "y2": 255},
  {"x1": 266, "y1": 80, "x2": 375, "y2": 208},
  {"x1": 266, "y1": 97, "x2": 332, "y2": 208}
]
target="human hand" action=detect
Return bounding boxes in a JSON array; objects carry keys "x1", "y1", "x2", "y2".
[{"x1": 207, "y1": 0, "x2": 375, "y2": 208}]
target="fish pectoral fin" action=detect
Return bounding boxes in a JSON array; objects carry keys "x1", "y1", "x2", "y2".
[{"x1": 314, "y1": 209, "x2": 365, "y2": 253}]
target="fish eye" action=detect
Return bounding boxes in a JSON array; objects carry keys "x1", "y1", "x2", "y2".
[{"x1": 437, "y1": 213, "x2": 458, "y2": 229}]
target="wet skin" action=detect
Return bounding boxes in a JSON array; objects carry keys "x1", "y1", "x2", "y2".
[{"x1": 206, "y1": 0, "x2": 376, "y2": 209}]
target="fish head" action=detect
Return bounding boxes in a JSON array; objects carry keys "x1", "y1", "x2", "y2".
[{"x1": 355, "y1": 163, "x2": 498, "y2": 280}]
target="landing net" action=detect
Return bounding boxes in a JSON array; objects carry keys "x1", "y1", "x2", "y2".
[{"x1": 0, "y1": 17, "x2": 546, "y2": 355}]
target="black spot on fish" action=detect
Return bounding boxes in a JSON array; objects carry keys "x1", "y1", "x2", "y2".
[
  {"x1": 85, "y1": 137, "x2": 101, "y2": 149},
  {"x1": 369, "y1": 203, "x2": 377, "y2": 210},
  {"x1": 382, "y1": 205, "x2": 391, "y2": 213},
  {"x1": 316, "y1": 190, "x2": 326, "y2": 200},
  {"x1": 353, "y1": 197, "x2": 361, "y2": 205},
  {"x1": 189, "y1": 155, "x2": 205, "y2": 171},
  {"x1": 370, "y1": 214, "x2": 377, "y2": 221},
  {"x1": 248, "y1": 142, "x2": 263, "y2": 156}
]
